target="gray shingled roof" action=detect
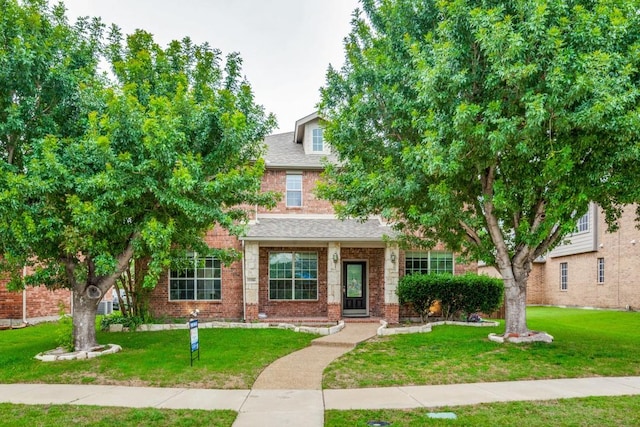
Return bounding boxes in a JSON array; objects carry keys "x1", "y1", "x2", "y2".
[
  {"x1": 241, "y1": 218, "x2": 394, "y2": 242},
  {"x1": 262, "y1": 132, "x2": 338, "y2": 169}
]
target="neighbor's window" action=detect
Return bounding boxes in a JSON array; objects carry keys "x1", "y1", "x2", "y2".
[
  {"x1": 170, "y1": 254, "x2": 221, "y2": 300},
  {"x1": 269, "y1": 252, "x2": 318, "y2": 300},
  {"x1": 286, "y1": 173, "x2": 302, "y2": 207},
  {"x1": 577, "y1": 211, "x2": 590, "y2": 233},
  {"x1": 560, "y1": 262, "x2": 568, "y2": 291},
  {"x1": 312, "y1": 128, "x2": 324, "y2": 152},
  {"x1": 597, "y1": 258, "x2": 605, "y2": 284},
  {"x1": 405, "y1": 251, "x2": 454, "y2": 275}
]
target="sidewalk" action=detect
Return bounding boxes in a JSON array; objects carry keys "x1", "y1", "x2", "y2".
[{"x1": 1, "y1": 323, "x2": 639, "y2": 427}]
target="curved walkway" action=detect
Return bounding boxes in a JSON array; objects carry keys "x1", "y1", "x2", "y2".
[{"x1": 1, "y1": 323, "x2": 639, "y2": 427}]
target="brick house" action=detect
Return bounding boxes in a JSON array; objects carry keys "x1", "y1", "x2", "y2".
[
  {"x1": 148, "y1": 112, "x2": 476, "y2": 324},
  {"x1": 480, "y1": 203, "x2": 640, "y2": 310}
]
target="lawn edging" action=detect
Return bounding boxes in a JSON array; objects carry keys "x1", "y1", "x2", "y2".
[
  {"x1": 109, "y1": 320, "x2": 345, "y2": 336},
  {"x1": 377, "y1": 319, "x2": 499, "y2": 336}
]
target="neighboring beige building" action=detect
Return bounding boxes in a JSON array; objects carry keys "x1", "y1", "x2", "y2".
[{"x1": 481, "y1": 203, "x2": 640, "y2": 310}]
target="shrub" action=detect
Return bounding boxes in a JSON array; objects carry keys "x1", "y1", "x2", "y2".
[
  {"x1": 398, "y1": 273, "x2": 504, "y2": 322},
  {"x1": 100, "y1": 312, "x2": 144, "y2": 331},
  {"x1": 397, "y1": 273, "x2": 440, "y2": 322}
]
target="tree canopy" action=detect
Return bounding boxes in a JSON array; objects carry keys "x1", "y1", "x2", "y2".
[
  {"x1": 0, "y1": 0, "x2": 276, "y2": 350},
  {"x1": 319, "y1": 0, "x2": 640, "y2": 335}
]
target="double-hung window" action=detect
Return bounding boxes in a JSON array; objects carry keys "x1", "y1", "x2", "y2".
[
  {"x1": 170, "y1": 254, "x2": 221, "y2": 300},
  {"x1": 560, "y1": 262, "x2": 568, "y2": 291},
  {"x1": 312, "y1": 128, "x2": 324, "y2": 152},
  {"x1": 597, "y1": 258, "x2": 605, "y2": 284},
  {"x1": 405, "y1": 251, "x2": 454, "y2": 275},
  {"x1": 269, "y1": 252, "x2": 318, "y2": 300},
  {"x1": 286, "y1": 173, "x2": 302, "y2": 207},
  {"x1": 577, "y1": 212, "x2": 589, "y2": 233}
]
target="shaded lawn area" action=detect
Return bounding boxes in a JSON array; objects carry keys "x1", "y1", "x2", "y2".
[
  {"x1": 0, "y1": 323, "x2": 315, "y2": 389},
  {"x1": 323, "y1": 307, "x2": 640, "y2": 389},
  {"x1": 0, "y1": 403, "x2": 236, "y2": 427},
  {"x1": 325, "y1": 395, "x2": 640, "y2": 427}
]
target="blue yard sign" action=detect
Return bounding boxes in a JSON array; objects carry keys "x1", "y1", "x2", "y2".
[{"x1": 189, "y1": 319, "x2": 200, "y2": 366}]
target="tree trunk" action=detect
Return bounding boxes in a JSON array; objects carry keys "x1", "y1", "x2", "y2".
[
  {"x1": 72, "y1": 288, "x2": 100, "y2": 351},
  {"x1": 500, "y1": 262, "x2": 531, "y2": 335}
]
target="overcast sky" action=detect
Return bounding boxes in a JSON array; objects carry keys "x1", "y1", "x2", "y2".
[{"x1": 61, "y1": 0, "x2": 359, "y2": 134}]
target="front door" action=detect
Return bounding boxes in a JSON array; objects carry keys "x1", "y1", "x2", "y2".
[{"x1": 343, "y1": 261, "x2": 367, "y2": 316}]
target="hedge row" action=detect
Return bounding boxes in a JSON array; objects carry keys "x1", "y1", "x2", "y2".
[{"x1": 397, "y1": 273, "x2": 504, "y2": 322}]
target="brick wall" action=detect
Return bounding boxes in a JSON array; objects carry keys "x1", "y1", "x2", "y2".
[
  {"x1": 258, "y1": 246, "x2": 329, "y2": 319},
  {"x1": 148, "y1": 227, "x2": 245, "y2": 321},
  {"x1": 1, "y1": 272, "x2": 71, "y2": 321},
  {"x1": 258, "y1": 169, "x2": 335, "y2": 215}
]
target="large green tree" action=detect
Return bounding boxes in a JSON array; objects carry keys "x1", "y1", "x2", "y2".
[
  {"x1": 319, "y1": 0, "x2": 640, "y2": 336},
  {"x1": 1, "y1": 1, "x2": 275, "y2": 350}
]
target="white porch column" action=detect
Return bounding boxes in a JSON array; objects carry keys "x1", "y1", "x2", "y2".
[
  {"x1": 327, "y1": 242, "x2": 342, "y2": 321},
  {"x1": 384, "y1": 244, "x2": 400, "y2": 322},
  {"x1": 244, "y1": 241, "x2": 260, "y2": 321}
]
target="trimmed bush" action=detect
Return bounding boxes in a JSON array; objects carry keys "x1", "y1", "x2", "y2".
[{"x1": 398, "y1": 273, "x2": 504, "y2": 321}]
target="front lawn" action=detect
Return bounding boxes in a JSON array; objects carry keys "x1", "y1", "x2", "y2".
[
  {"x1": 0, "y1": 403, "x2": 236, "y2": 427},
  {"x1": 0, "y1": 323, "x2": 315, "y2": 389},
  {"x1": 326, "y1": 395, "x2": 640, "y2": 426},
  {"x1": 323, "y1": 307, "x2": 640, "y2": 388}
]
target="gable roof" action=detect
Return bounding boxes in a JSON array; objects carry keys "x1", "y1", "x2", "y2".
[
  {"x1": 262, "y1": 131, "x2": 337, "y2": 169},
  {"x1": 294, "y1": 111, "x2": 319, "y2": 144}
]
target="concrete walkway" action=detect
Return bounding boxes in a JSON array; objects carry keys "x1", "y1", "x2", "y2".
[{"x1": 1, "y1": 323, "x2": 640, "y2": 427}]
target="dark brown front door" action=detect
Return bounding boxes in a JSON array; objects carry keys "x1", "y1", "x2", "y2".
[{"x1": 343, "y1": 261, "x2": 367, "y2": 315}]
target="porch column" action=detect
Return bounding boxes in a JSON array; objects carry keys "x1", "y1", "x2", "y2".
[
  {"x1": 384, "y1": 244, "x2": 400, "y2": 323},
  {"x1": 244, "y1": 241, "x2": 260, "y2": 321},
  {"x1": 327, "y1": 242, "x2": 342, "y2": 321}
]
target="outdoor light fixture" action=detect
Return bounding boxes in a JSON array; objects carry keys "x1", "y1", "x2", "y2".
[
  {"x1": 333, "y1": 252, "x2": 339, "y2": 264},
  {"x1": 390, "y1": 252, "x2": 397, "y2": 264}
]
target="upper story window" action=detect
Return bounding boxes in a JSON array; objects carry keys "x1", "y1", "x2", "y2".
[
  {"x1": 405, "y1": 251, "x2": 454, "y2": 275},
  {"x1": 286, "y1": 173, "x2": 302, "y2": 207},
  {"x1": 170, "y1": 253, "x2": 221, "y2": 301},
  {"x1": 312, "y1": 128, "x2": 323, "y2": 152},
  {"x1": 577, "y1": 211, "x2": 590, "y2": 233}
]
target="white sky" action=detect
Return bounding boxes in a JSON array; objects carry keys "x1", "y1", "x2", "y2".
[{"x1": 61, "y1": 0, "x2": 359, "y2": 134}]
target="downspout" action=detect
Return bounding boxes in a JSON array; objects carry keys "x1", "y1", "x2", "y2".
[
  {"x1": 242, "y1": 239, "x2": 246, "y2": 322},
  {"x1": 22, "y1": 265, "x2": 27, "y2": 324}
]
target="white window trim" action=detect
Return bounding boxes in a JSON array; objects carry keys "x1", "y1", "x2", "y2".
[
  {"x1": 169, "y1": 254, "x2": 222, "y2": 301},
  {"x1": 286, "y1": 172, "x2": 303, "y2": 208},
  {"x1": 312, "y1": 128, "x2": 324, "y2": 152},
  {"x1": 560, "y1": 262, "x2": 568, "y2": 291},
  {"x1": 268, "y1": 251, "x2": 319, "y2": 301},
  {"x1": 597, "y1": 258, "x2": 605, "y2": 284},
  {"x1": 404, "y1": 251, "x2": 455, "y2": 275}
]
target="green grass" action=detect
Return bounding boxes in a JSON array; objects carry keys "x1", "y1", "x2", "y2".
[
  {"x1": 325, "y1": 396, "x2": 640, "y2": 426},
  {"x1": 0, "y1": 323, "x2": 315, "y2": 389},
  {"x1": 323, "y1": 307, "x2": 640, "y2": 388},
  {"x1": 0, "y1": 403, "x2": 236, "y2": 427}
]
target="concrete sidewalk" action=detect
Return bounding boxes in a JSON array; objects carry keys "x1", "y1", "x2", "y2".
[{"x1": 1, "y1": 323, "x2": 640, "y2": 427}]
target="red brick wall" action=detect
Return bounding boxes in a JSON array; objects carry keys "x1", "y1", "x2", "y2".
[
  {"x1": 258, "y1": 169, "x2": 335, "y2": 215},
  {"x1": 341, "y1": 247, "x2": 386, "y2": 318},
  {"x1": 258, "y1": 246, "x2": 329, "y2": 318},
  {"x1": 148, "y1": 227, "x2": 245, "y2": 321},
  {"x1": 1, "y1": 272, "x2": 71, "y2": 321}
]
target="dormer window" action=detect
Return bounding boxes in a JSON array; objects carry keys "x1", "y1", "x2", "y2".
[{"x1": 312, "y1": 128, "x2": 323, "y2": 152}]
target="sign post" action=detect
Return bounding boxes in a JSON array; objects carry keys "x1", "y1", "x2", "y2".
[{"x1": 189, "y1": 318, "x2": 199, "y2": 366}]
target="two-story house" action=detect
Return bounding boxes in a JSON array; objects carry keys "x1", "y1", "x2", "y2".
[
  {"x1": 147, "y1": 113, "x2": 474, "y2": 324},
  {"x1": 527, "y1": 204, "x2": 640, "y2": 310}
]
